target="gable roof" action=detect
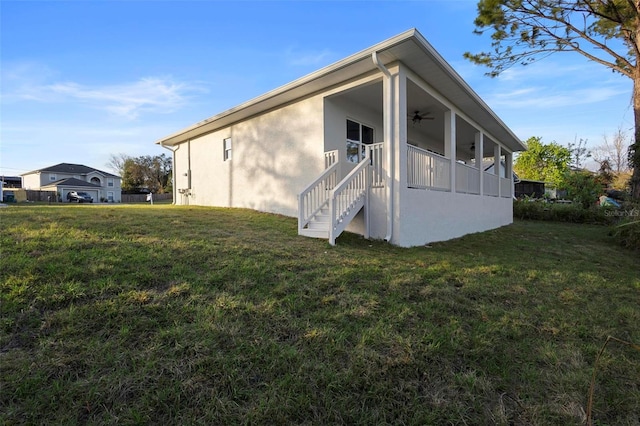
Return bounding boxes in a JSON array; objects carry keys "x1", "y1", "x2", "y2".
[
  {"x1": 41, "y1": 177, "x2": 103, "y2": 188},
  {"x1": 23, "y1": 163, "x2": 119, "y2": 178},
  {"x1": 156, "y1": 28, "x2": 526, "y2": 153}
]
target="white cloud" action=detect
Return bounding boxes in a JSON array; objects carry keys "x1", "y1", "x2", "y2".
[
  {"x1": 471, "y1": 57, "x2": 632, "y2": 111},
  {"x1": 47, "y1": 77, "x2": 205, "y2": 119},
  {"x1": 487, "y1": 85, "x2": 629, "y2": 109},
  {"x1": 285, "y1": 47, "x2": 334, "y2": 67},
  {"x1": 2, "y1": 64, "x2": 207, "y2": 120}
]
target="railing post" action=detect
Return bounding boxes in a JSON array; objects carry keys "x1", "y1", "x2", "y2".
[
  {"x1": 364, "y1": 163, "x2": 370, "y2": 240},
  {"x1": 329, "y1": 196, "x2": 336, "y2": 246},
  {"x1": 298, "y1": 194, "x2": 303, "y2": 233}
]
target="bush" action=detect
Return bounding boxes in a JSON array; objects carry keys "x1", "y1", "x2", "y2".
[
  {"x1": 610, "y1": 219, "x2": 640, "y2": 251},
  {"x1": 513, "y1": 200, "x2": 615, "y2": 224},
  {"x1": 607, "y1": 202, "x2": 640, "y2": 250}
]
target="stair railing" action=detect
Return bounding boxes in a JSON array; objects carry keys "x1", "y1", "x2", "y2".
[
  {"x1": 298, "y1": 161, "x2": 339, "y2": 233},
  {"x1": 329, "y1": 152, "x2": 371, "y2": 245}
]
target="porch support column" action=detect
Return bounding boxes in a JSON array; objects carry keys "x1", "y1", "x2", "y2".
[
  {"x1": 395, "y1": 67, "x2": 408, "y2": 192},
  {"x1": 475, "y1": 131, "x2": 483, "y2": 196},
  {"x1": 494, "y1": 144, "x2": 501, "y2": 197},
  {"x1": 444, "y1": 110, "x2": 456, "y2": 193},
  {"x1": 505, "y1": 151, "x2": 513, "y2": 198},
  {"x1": 389, "y1": 65, "x2": 407, "y2": 246}
]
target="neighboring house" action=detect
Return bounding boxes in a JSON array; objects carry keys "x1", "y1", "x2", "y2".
[
  {"x1": 22, "y1": 163, "x2": 122, "y2": 202},
  {"x1": 157, "y1": 29, "x2": 526, "y2": 247}
]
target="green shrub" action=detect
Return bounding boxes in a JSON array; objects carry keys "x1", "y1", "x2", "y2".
[
  {"x1": 610, "y1": 219, "x2": 640, "y2": 251},
  {"x1": 608, "y1": 202, "x2": 640, "y2": 250},
  {"x1": 513, "y1": 200, "x2": 615, "y2": 224}
]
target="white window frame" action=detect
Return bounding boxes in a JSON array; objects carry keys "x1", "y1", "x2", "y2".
[
  {"x1": 49, "y1": 173, "x2": 57, "y2": 181},
  {"x1": 223, "y1": 137, "x2": 232, "y2": 161},
  {"x1": 346, "y1": 119, "x2": 374, "y2": 163},
  {"x1": 108, "y1": 178, "x2": 114, "y2": 187},
  {"x1": 107, "y1": 191, "x2": 114, "y2": 202}
]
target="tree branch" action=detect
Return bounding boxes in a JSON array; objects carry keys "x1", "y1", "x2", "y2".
[{"x1": 487, "y1": 1, "x2": 636, "y2": 78}]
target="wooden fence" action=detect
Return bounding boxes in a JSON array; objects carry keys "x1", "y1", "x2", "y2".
[
  {"x1": 121, "y1": 193, "x2": 173, "y2": 203},
  {"x1": 5, "y1": 189, "x2": 173, "y2": 204}
]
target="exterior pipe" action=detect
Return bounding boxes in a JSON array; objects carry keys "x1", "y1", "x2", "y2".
[
  {"x1": 159, "y1": 141, "x2": 179, "y2": 205},
  {"x1": 372, "y1": 51, "x2": 393, "y2": 242}
]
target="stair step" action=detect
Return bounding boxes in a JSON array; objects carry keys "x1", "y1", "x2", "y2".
[
  {"x1": 313, "y1": 214, "x2": 330, "y2": 223},
  {"x1": 308, "y1": 221, "x2": 329, "y2": 230},
  {"x1": 299, "y1": 228, "x2": 329, "y2": 238}
]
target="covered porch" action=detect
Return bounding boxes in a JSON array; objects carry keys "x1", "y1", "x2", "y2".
[
  {"x1": 323, "y1": 64, "x2": 515, "y2": 201},
  {"x1": 300, "y1": 31, "x2": 525, "y2": 246}
]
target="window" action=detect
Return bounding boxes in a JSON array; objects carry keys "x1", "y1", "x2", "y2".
[
  {"x1": 91, "y1": 177, "x2": 101, "y2": 185},
  {"x1": 107, "y1": 178, "x2": 114, "y2": 187},
  {"x1": 223, "y1": 137, "x2": 232, "y2": 161},
  {"x1": 49, "y1": 174, "x2": 57, "y2": 181},
  {"x1": 346, "y1": 119, "x2": 374, "y2": 163},
  {"x1": 107, "y1": 191, "x2": 114, "y2": 202}
]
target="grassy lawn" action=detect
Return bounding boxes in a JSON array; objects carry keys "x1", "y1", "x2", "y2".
[{"x1": 1, "y1": 205, "x2": 638, "y2": 425}]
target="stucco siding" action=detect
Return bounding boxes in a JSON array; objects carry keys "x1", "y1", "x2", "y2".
[
  {"x1": 22, "y1": 174, "x2": 41, "y2": 190},
  {"x1": 175, "y1": 95, "x2": 325, "y2": 216},
  {"x1": 395, "y1": 189, "x2": 513, "y2": 247}
]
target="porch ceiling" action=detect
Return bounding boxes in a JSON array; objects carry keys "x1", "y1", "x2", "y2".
[{"x1": 157, "y1": 29, "x2": 525, "y2": 153}]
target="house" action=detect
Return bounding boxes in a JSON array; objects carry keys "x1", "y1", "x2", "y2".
[
  {"x1": 22, "y1": 163, "x2": 122, "y2": 203},
  {"x1": 156, "y1": 29, "x2": 526, "y2": 247}
]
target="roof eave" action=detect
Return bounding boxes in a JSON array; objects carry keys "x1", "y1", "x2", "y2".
[
  {"x1": 156, "y1": 28, "x2": 525, "y2": 153},
  {"x1": 156, "y1": 29, "x2": 419, "y2": 147},
  {"x1": 410, "y1": 31, "x2": 526, "y2": 152}
]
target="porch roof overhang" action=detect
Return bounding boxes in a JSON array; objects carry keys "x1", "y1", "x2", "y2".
[{"x1": 156, "y1": 28, "x2": 526, "y2": 153}]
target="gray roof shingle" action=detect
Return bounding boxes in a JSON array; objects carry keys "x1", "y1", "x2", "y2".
[{"x1": 25, "y1": 163, "x2": 119, "y2": 178}]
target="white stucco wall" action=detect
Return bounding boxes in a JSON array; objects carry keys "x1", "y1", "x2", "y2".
[
  {"x1": 394, "y1": 188, "x2": 513, "y2": 247},
  {"x1": 173, "y1": 95, "x2": 326, "y2": 217},
  {"x1": 22, "y1": 173, "x2": 42, "y2": 189}
]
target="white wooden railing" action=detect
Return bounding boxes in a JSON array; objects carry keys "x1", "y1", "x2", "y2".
[
  {"x1": 407, "y1": 145, "x2": 450, "y2": 191},
  {"x1": 329, "y1": 155, "x2": 370, "y2": 245},
  {"x1": 325, "y1": 150, "x2": 338, "y2": 168},
  {"x1": 298, "y1": 162, "x2": 339, "y2": 233},
  {"x1": 455, "y1": 162, "x2": 480, "y2": 195},
  {"x1": 368, "y1": 142, "x2": 384, "y2": 188},
  {"x1": 500, "y1": 177, "x2": 512, "y2": 198},
  {"x1": 483, "y1": 172, "x2": 499, "y2": 197}
]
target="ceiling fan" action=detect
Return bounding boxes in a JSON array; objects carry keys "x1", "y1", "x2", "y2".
[{"x1": 410, "y1": 110, "x2": 435, "y2": 125}]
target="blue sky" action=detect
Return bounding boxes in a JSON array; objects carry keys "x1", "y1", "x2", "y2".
[{"x1": 1, "y1": 0, "x2": 633, "y2": 176}]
